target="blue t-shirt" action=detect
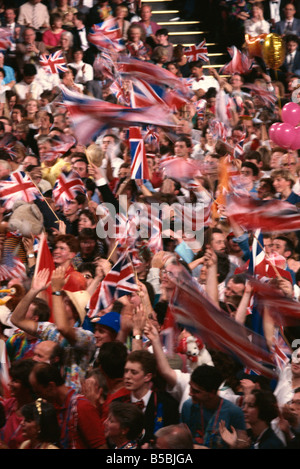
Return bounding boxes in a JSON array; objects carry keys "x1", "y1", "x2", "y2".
[{"x1": 181, "y1": 397, "x2": 246, "y2": 449}]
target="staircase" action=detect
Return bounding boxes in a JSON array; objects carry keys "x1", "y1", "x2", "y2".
[{"x1": 142, "y1": 0, "x2": 229, "y2": 74}]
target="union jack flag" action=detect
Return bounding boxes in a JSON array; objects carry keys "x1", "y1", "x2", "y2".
[
  {"x1": 113, "y1": 212, "x2": 138, "y2": 249},
  {"x1": 39, "y1": 135, "x2": 76, "y2": 162},
  {"x1": 61, "y1": 86, "x2": 176, "y2": 145},
  {"x1": 0, "y1": 171, "x2": 40, "y2": 210},
  {"x1": 87, "y1": 253, "x2": 138, "y2": 317},
  {"x1": 52, "y1": 170, "x2": 86, "y2": 207},
  {"x1": 129, "y1": 126, "x2": 150, "y2": 180},
  {"x1": 169, "y1": 265, "x2": 277, "y2": 378},
  {"x1": 130, "y1": 77, "x2": 166, "y2": 108},
  {"x1": 209, "y1": 119, "x2": 228, "y2": 141},
  {"x1": 219, "y1": 46, "x2": 254, "y2": 75},
  {"x1": 88, "y1": 19, "x2": 125, "y2": 51},
  {"x1": 184, "y1": 40, "x2": 209, "y2": 63},
  {"x1": 116, "y1": 57, "x2": 190, "y2": 98},
  {"x1": 243, "y1": 83, "x2": 277, "y2": 108},
  {"x1": 110, "y1": 77, "x2": 130, "y2": 106},
  {"x1": 39, "y1": 50, "x2": 68, "y2": 74},
  {"x1": 143, "y1": 125, "x2": 159, "y2": 145},
  {"x1": 233, "y1": 132, "x2": 246, "y2": 158}
]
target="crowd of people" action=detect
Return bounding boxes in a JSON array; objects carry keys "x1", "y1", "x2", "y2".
[{"x1": 0, "y1": 0, "x2": 299, "y2": 452}]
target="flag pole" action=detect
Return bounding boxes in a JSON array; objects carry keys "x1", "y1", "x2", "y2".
[{"x1": 25, "y1": 172, "x2": 61, "y2": 223}]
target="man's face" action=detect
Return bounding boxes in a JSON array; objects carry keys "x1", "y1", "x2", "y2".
[
  {"x1": 224, "y1": 278, "x2": 245, "y2": 300},
  {"x1": 191, "y1": 66, "x2": 203, "y2": 78},
  {"x1": 124, "y1": 360, "x2": 151, "y2": 392},
  {"x1": 53, "y1": 241, "x2": 74, "y2": 265},
  {"x1": 231, "y1": 75, "x2": 243, "y2": 89},
  {"x1": 93, "y1": 324, "x2": 114, "y2": 348},
  {"x1": 189, "y1": 380, "x2": 212, "y2": 405},
  {"x1": 289, "y1": 391, "x2": 300, "y2": 417},
  {"x1": 271, "y1": 238, "x2": 287, "y2": 257},
  {"x1": 287, "y1": 40, "x2": 298, "y2": 54},
  {"x1": 156, "y1": 34, "x2": 168, "y2": 46},
  {"x1": 5, "y1": 9, "x2": 16, "y2": 23},
  {"x1": 33, "y1": 341, "x2": 55, "y2": 363},
  {"x1": 211, "y1": 232, "x2": 226, "y2": 253},
  {"x1": 270, "y1": 152, "x2": 284, "y2": 169},
  {"x1": 285, "y1": 4, "x2": 296, "y2": 19},
  {"x1": 63, "y1": 199, "x2": 79, "y2": 218},
  {"x1": 73, "y1": 160, "x2": 88, "y2": 178},
  {"x1": 240, "y1": 166, "x2": 255, "y2": 186},
  {"x1": 174, "y1": 140, "x2": 189, "y2": 158},
  {"x1": 263, "y1": 237, "x2": 273, "y2": 255},
  {"x1": 102, "y1": 136, "x2": 115, "y2": 153},
  {"x1": 24, "y1": 29, "x2": 35, "y2": 44},
  {"x1": 231, "y1": 130, "x2": 244, "y2": 145},
  {"x1": 141, "y1": 6, "x2": 152, "y2": 20}
]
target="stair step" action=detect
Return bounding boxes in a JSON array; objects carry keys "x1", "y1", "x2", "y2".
[{"x1": 158, "y1": 22, "x2": 202, "y2": 31}]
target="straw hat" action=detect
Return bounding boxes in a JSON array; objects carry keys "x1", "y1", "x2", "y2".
[{"x1": 64, "y1": 290, "x2": 91, "y2": 324}]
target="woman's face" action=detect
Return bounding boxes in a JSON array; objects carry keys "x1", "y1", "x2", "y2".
[
  {"x1": 104, "y1": 413, "x2": 123, "y2": 441},
  {"x1": 61, "y1": 35, "x2": 70, "y2": 48},
  {"x1": 130, "y1": 27, "x2": 141, "y2": 42},
  {"x1": 26, "y1": 100, "x2": 38, "y2": 114},
  {"x1": 78, "y1": 214, "x2": 95, "y2": 231},
  {"x1": 21, "y1": 417, "x2": 40, "y2": 442},
  {"x1": 243, "y1": 394, "x2": 259, "y2": 426}
]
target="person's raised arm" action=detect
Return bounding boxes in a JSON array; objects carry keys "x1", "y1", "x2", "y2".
[
  {"x1": 10, "y1": 268, "x2": 50, "y2": 335},
  {"x1": 50, "y1": 266, "x2": 77, "y2": 345},
  {"x1": 144, "y1": 321, "x2": 177, "y2": 388}
]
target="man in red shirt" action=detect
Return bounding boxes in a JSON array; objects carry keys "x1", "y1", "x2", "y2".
[{"x1": 29, "y1": 362, "x2": 107, "y2": 449}]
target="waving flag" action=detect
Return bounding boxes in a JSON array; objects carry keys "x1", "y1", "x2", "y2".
[
  {"x1": 110, "y1": 77, "x2": 130, "y2": 106},
  {"x1": 116, "y1": 57, "x2": 191, "y2": 97},
  {"x1": 159, "y1": 156, "x2": 202, "y2": 181},
  {"x1": 61, "y1": 86, "x2": 176, "y2": 144},
  {"x1": 219, "y1": 46, "x2": 254, "y2": 75},
  {"x1": 39, "y1": 135, "x2": 76, "y2": 162},
  {"x1": 114, "y1": 212, "x2": 138, "y2": 249},
  {"x1": 184, "y1": 40, "x2": 209, "y2": 63},
  {"x1": 209, "y1": 119, "x2": 228, "y2": 141},
  {"x1": 87, "y1": 253, "x2": 138, "y2": 316},
  {"x1": 0, "y1": 254, "x2": 26, "y2": 281},
  {"x1": 0, "y1": 171, "x2": 40, "y2": 210},
  {"x1": 233, "y1": 131, "x2": 246, "y2": 159},
  {"x1": 226, "y1": 194, "x2": 300, "y2": 233},
  {"x1": 169, "y1": 265, "x2": 276, "y2": 378},
  {"x1": 39, "y1": 50, "x2": 68, "y2": 74},
  {"x1": 88, "y1": 19, "x2": 125, "y2": 52},
  {"x1": 53, "y1": 170, "x2": 86, "y2": 207},
  {"x1": 33, "y1": 232, "x2": 55, "y2": 322},
  {"x1": 243, "y1": 83, "x2": 277, "y2": 108},
  {"x1": 0, "y1": 27, "x2": 12, "y2": 51},
  {"x1": 130, "y1": 77, "x2": 166, "y2": 108},
  {"x1": 129, "y1": 126, "x2": 150, "y2": 180}
]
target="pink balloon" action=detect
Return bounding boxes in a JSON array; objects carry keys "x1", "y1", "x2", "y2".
[
  {"x1": 275, "y1": 123, "x2": 297, "y2": 149},
  {"x1": 269, "y1": 122, "x2": 281, "y2": 144},
  {"x1": 282, "y1": 102, "x2": 300, "y2": 127},
  {"x1": 290, "y1": 126, "x2": 300, "y2": 150}
]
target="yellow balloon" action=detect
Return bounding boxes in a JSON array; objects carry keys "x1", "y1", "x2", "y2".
[{"x1": 262, "y1": 33, "x2": 285, "y2": 70}]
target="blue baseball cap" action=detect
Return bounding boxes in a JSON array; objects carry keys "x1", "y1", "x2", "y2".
[{"x1": 91, "y1": 311, "x2": 121, "y2": 333}]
